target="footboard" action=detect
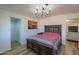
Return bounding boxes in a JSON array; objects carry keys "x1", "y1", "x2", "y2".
[{"x1": 27, "y1": 39, "x2": 59, "y2": 55}]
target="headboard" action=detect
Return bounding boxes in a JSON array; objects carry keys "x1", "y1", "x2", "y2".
[{"x1": 45, "y1": 25, "x2": 62, "y2": 36}]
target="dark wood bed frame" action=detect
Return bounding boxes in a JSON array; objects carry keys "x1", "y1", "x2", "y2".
[{"x1": 26, "y1": 25, "x2": 62, "y2": 55}]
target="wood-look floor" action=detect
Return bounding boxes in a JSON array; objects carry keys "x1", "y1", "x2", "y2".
[
  {"x1": 0, "y1": 41, "x2": 79, "y2": 55},
  {"x1": 60, "y1": 41, "x2": 79, "y2": 55}
]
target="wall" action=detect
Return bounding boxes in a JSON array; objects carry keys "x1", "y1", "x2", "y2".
[
  {"x1": 0, "y1": 10, "x2": 38, "y2": 53},
  {"x1": 38, "y1": 13, "x2": 79, "y2": 44}
]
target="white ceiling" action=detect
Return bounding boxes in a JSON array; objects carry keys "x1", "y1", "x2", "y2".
[{"x1": 0, "y1": 4, "x2": 79, "y2": 19}]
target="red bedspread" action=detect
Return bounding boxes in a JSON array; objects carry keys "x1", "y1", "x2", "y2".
[{"x1": 34, "y1": 32, "x2": 60, "y2": 43}]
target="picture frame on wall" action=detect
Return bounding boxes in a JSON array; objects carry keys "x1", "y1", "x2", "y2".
[{"x1": 28, "y1": 20, "x2": 37, "y2": 29}]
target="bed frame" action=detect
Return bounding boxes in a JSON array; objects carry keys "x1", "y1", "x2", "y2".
[{"x1": 26, "y1": 25, "x2": 62, "y2": 55}]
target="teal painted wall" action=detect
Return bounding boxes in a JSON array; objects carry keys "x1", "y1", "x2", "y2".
[{"x1": 11, "y1": 17, "x2": 20, "y2": 43}]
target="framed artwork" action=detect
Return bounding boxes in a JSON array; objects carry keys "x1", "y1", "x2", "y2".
[{"x1": 28, "y1": 20, "x2": 37, "y2": 29}]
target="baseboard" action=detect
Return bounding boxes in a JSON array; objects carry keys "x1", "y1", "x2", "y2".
[{"x1": 67, "y1": 40, "x2": 78, "y2": 43}]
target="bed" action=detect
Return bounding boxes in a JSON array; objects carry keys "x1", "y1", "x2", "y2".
[{"x1": 26, "y1": 25, "x2": 62, "y2": 55}]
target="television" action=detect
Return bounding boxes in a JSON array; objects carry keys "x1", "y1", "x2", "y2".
[{"x1": 68, "y1": 26, "x2": 78, "y2": 32}]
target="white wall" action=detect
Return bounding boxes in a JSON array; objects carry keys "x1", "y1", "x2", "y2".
[
  {"x1": 0, "y1": 10, "x2": 38, "y2": 53},
  {"x1": 38, "y1": 13, "x2": 79, "y2": 45}
]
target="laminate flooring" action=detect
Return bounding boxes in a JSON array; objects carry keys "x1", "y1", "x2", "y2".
[{"x1": 0, "y1": 41, "x2": 79, "y2": 55}]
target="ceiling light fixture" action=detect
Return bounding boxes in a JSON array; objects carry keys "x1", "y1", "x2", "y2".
[
  {"x1": 32, "y1": 4, "x2": 52, "y2": 18},
  {"x1": 66, "y1": 20, "x2": 70, "y2": 22}
]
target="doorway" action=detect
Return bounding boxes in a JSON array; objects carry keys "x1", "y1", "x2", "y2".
[
  {"x1": 65, "y1": 18, "x2": 79, "y2": 47},
  {"x1": 11, "y1": 17, "x2": 21, "y2": 49},
  {"x1": 66, "y1": 19, "x2": 78, "y2": 42},
  {"x1": 65, "y1": 18, "x2": 79, "y2": 54}
]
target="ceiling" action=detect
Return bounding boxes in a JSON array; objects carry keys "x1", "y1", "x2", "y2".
[
  {"x1": 66, "y1": 18, "x2": 79, "y2": 23},
  {"x1": 0, "y1": 4, "x2": 79, "y2": 19}
]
